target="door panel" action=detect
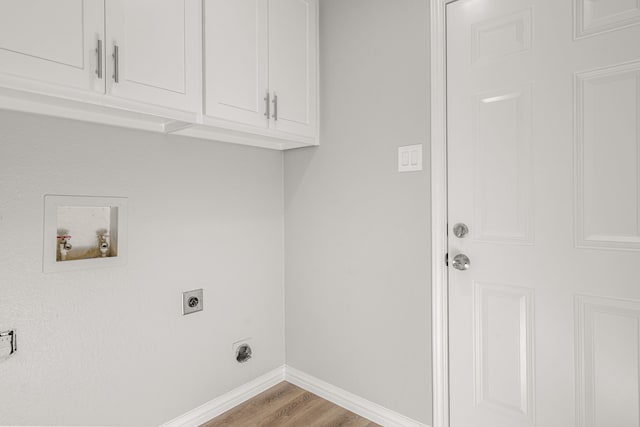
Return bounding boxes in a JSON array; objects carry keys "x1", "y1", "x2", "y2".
[
  {"x1": 268, "y1": 0, "x2": 317, "y2": 137},
  {"x1": 0, "y1": 0, "x2": 104, "y2": 92},
  {"x1": 471, "y1": 8, "x2": 532, "y2": 66},
  {"x1": 473, "y1": 282, "x2": 535, "y2": 420},
  {"x1": 447, "y1": 0, "x2": 640, "y2": 426},
  {"x1": 473, "y1": 85, "x2": 533, "y2": 244},
  {"x1": 576, "y1": 63, "x2": 640, "y2": 250},
  {"x1": 575, "y1": 0, "x2": 640, "y2": 38},
  {"x1": 106, "y1": 0, "x2": 201, "y2": 111},
  {"x1": 576, "y1": 296, "x2": 640, "y2": 427},
  {"x1": 204, "y1": 0, "x2": 269, "y2": 127}
]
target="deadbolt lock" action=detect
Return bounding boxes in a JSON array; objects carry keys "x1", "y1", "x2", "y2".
[{"x1": 453, "y1": 223, "x2": 469, "y2": 238}]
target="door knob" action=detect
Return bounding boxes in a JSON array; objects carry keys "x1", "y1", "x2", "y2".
[{"x1": 451, "y1": 254, "x2": 471, "y2": 271}]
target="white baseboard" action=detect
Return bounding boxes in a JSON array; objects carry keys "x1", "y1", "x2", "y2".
[
  {"x1": 160, "y1": 365, "x2": 429, "y2": 427},
  {"x1": 285, "y1": 366, "x2": 430, "y2": 427},
  {"x1": 160, "y1": 365, "x2": 285, "y2": 427}
]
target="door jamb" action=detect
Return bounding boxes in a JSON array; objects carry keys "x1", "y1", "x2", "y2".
[{"x1": 431, "y1": 1, "x2": 454, "y2": 427}]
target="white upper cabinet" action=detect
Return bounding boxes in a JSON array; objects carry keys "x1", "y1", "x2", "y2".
[
  {"x1": 105, "y1": 0, "x2": 202, "y2": 112},
  {"x1": 204, "y1": 0, "x2": 269, "y2": 127},
  {"x1": 0, "y1": 0, "x2": 105, "y2": 93},
  {"x1": 268, "y1": 0, "x2": 318, "y2": 138},
  {"x1": 203, "y1": 0, "x2": 318, "y2": 140},
  {"x1": 0, "y1": 0, "x2": 317, "y2": 149}
]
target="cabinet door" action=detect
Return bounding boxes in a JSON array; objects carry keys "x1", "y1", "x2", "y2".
[
  {"x1": 204, "y1": 0, "x2": 269, "y2": 128},
  {"x1": 0, "y1": 0, "x2": 105, "y2": 93},
  {"x1": 268, "y1": 0, "x2": 318, "y2": 138},
  {"x1": 106, "y1": 0, "x2": 201, "y2": 112}
]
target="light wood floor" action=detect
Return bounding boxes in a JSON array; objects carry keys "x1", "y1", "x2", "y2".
[{"x1": 200, "y1": 381, "x2": 380, "y2": 427}]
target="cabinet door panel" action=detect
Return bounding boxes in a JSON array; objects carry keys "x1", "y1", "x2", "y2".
[
  {"x1": 204, "y1": 0, "x2": 269, "y2": 127},
  {"x1": 268, "y1": 0, "x2": 317, "y2": 137},
  {"x1": 0, "y1": 0, "x2": 104, "y2": 92},
  {"x1": 106, "y1": 0, "x2": 201, "y2": 112}
]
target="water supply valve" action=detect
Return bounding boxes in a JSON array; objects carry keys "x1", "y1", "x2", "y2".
[
  {"x1": 98, "y1": 233, "x2": 110, "y2": 257},
  {"x1": 57, "y1": 235, "x2": 72, "y2": 261}
]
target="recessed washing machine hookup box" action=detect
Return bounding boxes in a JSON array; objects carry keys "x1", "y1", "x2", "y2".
[{"x1": 43, "y1": 195, "x2": 128, "y2": 273}]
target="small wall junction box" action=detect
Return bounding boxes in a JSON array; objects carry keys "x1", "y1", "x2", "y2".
[
  {"x1": 182, "y1": 289, "x2": 203, "y2": 315},
  {"x1": 0, "y1": 330, "x2": 17, "y2": 360}
]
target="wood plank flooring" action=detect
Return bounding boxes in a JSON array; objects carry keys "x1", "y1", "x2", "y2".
[{"x1": 200, "y1": 382, "x2": 380, "y2": 427}]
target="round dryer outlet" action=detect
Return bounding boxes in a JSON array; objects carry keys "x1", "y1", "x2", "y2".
[
  {"x1": 232, "y1": 339, "x2": 253, "y2": 364},
  {"x1": 235, "y1": 344, "x2": 252, "y2": 363}
]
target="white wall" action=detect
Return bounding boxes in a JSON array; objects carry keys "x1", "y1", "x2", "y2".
[
  {"x1": 0, "y1": 111, "x2": 285, "y2": 426},
  {"x1": 284, "y1": 0, "x2": 432, "y2": 424}
]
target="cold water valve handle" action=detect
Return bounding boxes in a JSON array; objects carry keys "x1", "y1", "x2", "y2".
[{"x1": 98, "y1": 234, "x2": 110, "y2": 257}]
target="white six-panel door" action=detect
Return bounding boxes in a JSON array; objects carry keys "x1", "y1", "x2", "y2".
[
  {"x1": 106, "y1": 0, "x2": 201, "y2": 112},
  {"x1": 447, "y1": 0, "x2": 640, "y2": 426},
  {"x1": 0, "y1": 0, "x2": 104, "y2": 93}
]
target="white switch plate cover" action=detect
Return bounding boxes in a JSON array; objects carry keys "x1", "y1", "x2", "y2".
[{"x1": 398, "y1": 144, "x2": 423, "y2": 172}]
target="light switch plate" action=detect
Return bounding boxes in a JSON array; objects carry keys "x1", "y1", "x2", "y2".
[
  {"x1": 182, "y1": 289, "x2": 203, "y2": 315},
  {"x1": 398, "y1": 144, "x2": 423, "y2": 172}
]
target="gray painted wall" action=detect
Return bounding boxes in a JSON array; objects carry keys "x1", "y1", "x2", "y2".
[
  {"x1": 0, "y1": 111, "x2": 285, "y2": 426},
  {"x1": 0, "y1": 1, "x2": 433, "y2": 423},
  {"x1": 284, "y1": 0, "x2": 432, "y2": 423}
]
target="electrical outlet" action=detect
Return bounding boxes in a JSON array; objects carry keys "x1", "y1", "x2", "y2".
[{"x1": 182, "y1": 289, "x2": 203, "y2": 315}]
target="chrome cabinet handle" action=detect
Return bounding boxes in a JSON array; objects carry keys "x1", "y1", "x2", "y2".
[
  {"x1": 272, "y1": 93, "x2": 278, "y2": 121},
  {"x1": 451, "y1": 254, "x2": 471, "y2": 271},
  {"x1": 112, "y1": 44, "x2": 119, "y2": 83},
  {"x1": 264, "y1": 91, "x2": 270, "y2": 119},
  {"x1": 95, "y1": 39, "x2": 103, "y2": 79}
]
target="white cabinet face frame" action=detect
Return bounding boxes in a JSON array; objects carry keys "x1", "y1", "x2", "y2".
[
  {"x1": 105, "y1": 0, "x2": 202, "y2": 112},
  {"x1": 0, "y1": 0, "x2": 105, "y2": 93}
]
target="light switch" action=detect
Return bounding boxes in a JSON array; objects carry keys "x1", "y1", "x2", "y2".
[{"x1": 398, "y1": 144, "x2": 423, "y2": 172}]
